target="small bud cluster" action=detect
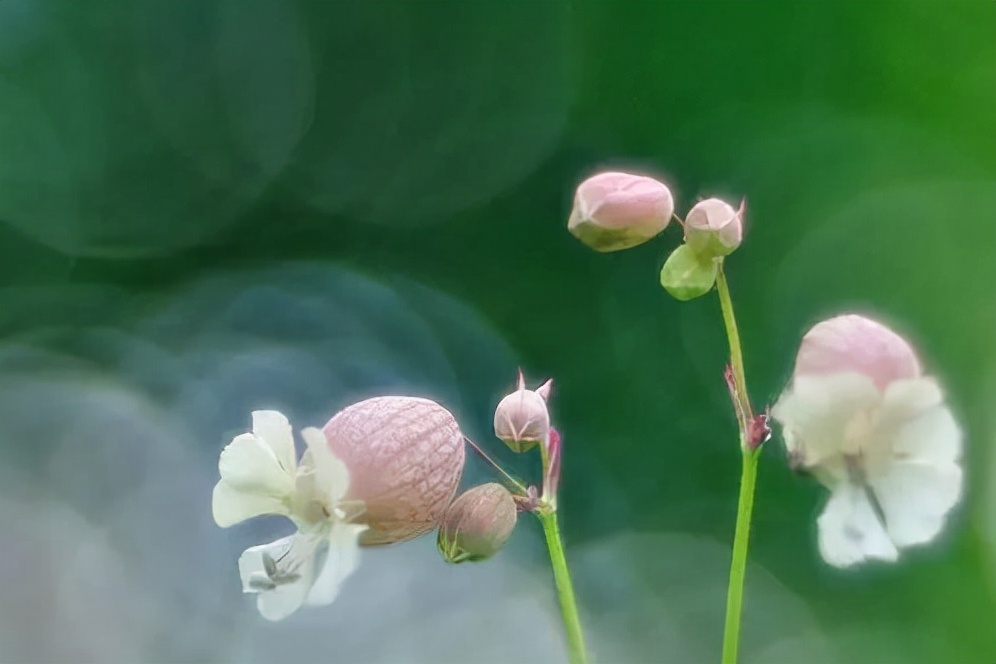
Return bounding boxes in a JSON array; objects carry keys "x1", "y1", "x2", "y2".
[
  {"x1": 660, "y1": 198, "x2": 745, "y2": 301},
  {"x1": 436, "y1": 370, "x2": 563, "y2": 565},
  {"x1": 566, "y1": 170, "x2": 744, "y2": 302}
]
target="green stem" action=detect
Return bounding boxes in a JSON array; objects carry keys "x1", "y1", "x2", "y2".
[
  {"x1": 721, "y1": 448, "x2": 760, "y2": 664},
  {"x1": 715, "y1": 263, "x2": 749, "y2": 410},
  {"x1": 538, "y1": 510, "x2": 588, "y2": 664},
  {"x1": 715, "y1": 262, "x2": 760, "y2": 664}
]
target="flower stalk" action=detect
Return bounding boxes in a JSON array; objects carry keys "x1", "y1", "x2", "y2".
[
  {"x1": 537, "y1": 507, "x2": 588, "y2": 664},
  {"x1": 715, "y1": 262, "x2": 762, "y2": 664}
]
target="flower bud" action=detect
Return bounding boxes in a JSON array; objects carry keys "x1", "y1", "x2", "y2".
[
  {"x1": 493, "y1": 371, "x2": 552, "y2": 453},
  {"x1": 793, "y1": 314, "x2": 921, "y2": 390},
  {"x1": 437, "y1": 483, "x2": 517, "y2": 563},
  {"x1": 684, "y1": 198, "x2": 744, "y2": 258},
  {"x1": 322, "y1": 396, "x2": 466, "y2": 546},
  {"x1": 567, "y1": 171, "x2": 674, "y2": 252},
  {"x1": 659, "y1": 244, "x2": 718, "y2": 301}
]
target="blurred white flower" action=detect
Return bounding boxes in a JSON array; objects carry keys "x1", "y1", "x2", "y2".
[
  {"x1": 771, "y1": 315, "x2": 963, "y2": 567},
  {"x1": 213, "y1": 410, "x2": 366, "y2": 620}
]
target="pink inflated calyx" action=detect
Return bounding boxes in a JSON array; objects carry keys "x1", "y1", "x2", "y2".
[
  {"x1": 321, "y1": 396, "x2": 466, "y2": 546},
  {"x1": 793, "y1": 314, "x2": 922, "y2": 391},
  {"x1": 493, "y1": 371, "x2": 552, "y2": 453},
  {"x1": 568, "y1": 171, "x2": 674, "y2": 252}
]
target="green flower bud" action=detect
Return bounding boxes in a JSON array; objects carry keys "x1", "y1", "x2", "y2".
[
  {"x1": 437, "y1": 483, "x2": 517, "y2": 564},
  {"x1": 659, "y1": 244, "x2": 718, "y2": 301}
]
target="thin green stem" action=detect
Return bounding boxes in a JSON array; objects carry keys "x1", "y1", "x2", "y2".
[
  {"x1": 537, "y1": 509, "x2": 588, "y2": 664},
  {"x1": 715, "y1": 263, "x2": 749, "y2": 410},
  {"x1": 721, "y1": 448, "x2": 760, "y2": 664},
  {"x1": 715, "y1": 261, "x2": 761, "y2": 664}
]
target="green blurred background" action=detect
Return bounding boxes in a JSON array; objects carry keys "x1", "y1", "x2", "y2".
[{"x1": 0, "y1": 1, "x2": 993, "y2": 662}]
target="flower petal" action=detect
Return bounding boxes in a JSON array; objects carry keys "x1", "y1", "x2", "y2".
[
  {"x1": 771, "y1": 372, "x2": 880, "y2": 468},
  {"x1": 817, "y1": 482, "x2": 898, "y2": 567},
  {"x1": 212, "y1": 480, "x2": 289, "y2": 527},
  {"x1": 893, "y1": 403, "x2": 963, "y2": 464},
  {"x1": 238, "y1": 534, "x2": 322, "y2": 622},
  {"x1": 218, "y1": 432, "x2": 295, "y2": 497},
  {"x1": 305, "y1": 522, "x2": 367, "y2": 607},
  {"x1": 870, "y1": 459, "x2": 962, "y2": 548},
  {"x1": 879, "y1": 378, "x2": 944, "y2": 426},
  {"x1": 251, "y1": 410, "x2": 297, "y2": 475},
  {"x1": 300, "y1": 427, "x2": 350, "y2": 504}
]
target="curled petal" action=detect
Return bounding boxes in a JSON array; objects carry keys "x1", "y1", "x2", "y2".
[
  {"x1": 251, "y1": 410, "x2": 297, "y2": 475},
  {"x1": 218, "y1": 432, "x2": 295, "y2": 497},
  {"x1": 306, "y1": 522, "x2": 367, "y2": 607},
  {"x1": 300, "y1": 427, "x2": 351, "y2": 505},
  {"x1": 817, "y1": 482, "x2": 898, "y2": 567}
]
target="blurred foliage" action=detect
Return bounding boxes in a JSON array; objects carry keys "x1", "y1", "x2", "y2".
[{"x1": 0, "y1": 1, "x2": 993, "y2": 662}]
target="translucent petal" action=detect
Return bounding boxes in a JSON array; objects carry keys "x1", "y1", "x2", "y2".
[
  {"x1": 211, "y1": 479, "x2": 289, "y2": 527},
  {"x1": 300, "y1": 427, "x2": 350, "y2": 504},
  {"x1": 238, "y1": 534, "x2": 321, "y2": 622},
  {"x1": 771, "y1": 373, "x2": 880, "y2": 468},
  {"x1": 251, "y1": 410, "x2": 297, "y2": 475},
  {"x1": 880, "y1": 378, "x2": 943, "y2": 418},
  {"x1": 218, "y1": 432, "x2": 295, "y2": 497},
  {"x1": 306, "y1": 522, "x2": 367, "y2": 607},
  {"x1": 870, "y1": 459, "x2": 962, "y2": 548},
  {"x1": 817, "y1": 483, "x2": 898, "y2": 567},
  {"x1": 893, "y1": 404, "x2": 962, "y2": 464}
]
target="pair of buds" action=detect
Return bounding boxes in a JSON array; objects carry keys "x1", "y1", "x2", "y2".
[{"x1": 437, "y1": 372, "x2": 561, "y2": 564}]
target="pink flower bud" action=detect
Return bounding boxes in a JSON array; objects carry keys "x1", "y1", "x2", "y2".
[
  {"x1": 322, "y1": 396, "x2": 466, "y2": 546},
  {"x1": 684, "y1": 198, "x2": 744, "y2": 258},
  {"x1": 437, "y1": 483, "x2": 517, "y2": 563},
  {"x1": 567, "y1": 171, "x2": 674, "y2": 252},
  {"x1": 793, "y1": 314, "x2": 922, "y2": 391},
  {"x1": 493, "y1": 371, "x2": 552, "y2": 453}
]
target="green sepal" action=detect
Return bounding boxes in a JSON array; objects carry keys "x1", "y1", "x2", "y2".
[{"x1": 659, "y1": 244, "x2": 718, "y2": 301}]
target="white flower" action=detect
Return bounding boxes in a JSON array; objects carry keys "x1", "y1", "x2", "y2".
[
  {"x1": 771, "y1": 315, "x2": 963, "y2": 568},
  {"x1": 212, "y1": 410, "x2": 367, "y2": 620}
]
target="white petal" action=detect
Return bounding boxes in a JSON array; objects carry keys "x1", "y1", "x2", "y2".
[
  {"x1": 817, "y1": 483, "x2": 898, "y2": 567},
  {"x1": 237, "y1": 534, "x2": 321, "y2": 622},
  {"x1": 251, "y1": 410, "x2": 297, "y2": 475},
  {"x1": 880, "y1": 378, "x2": 943, "y2": 419},
  {"x1": 305, "y1": 522, "x2": 367, "y2": 607},
  {"x1": 771, "y1": 373, "x2": 880, "y2": 468},
  {"x1": 870, "y1": 459, "x2": 962, "y2": 548},
  {"x1": 218, "y1": 432, "x2": 295, "y2": 497},
  {"x1": 300, "y1": 427, "x2": 350, "y2": 504},
  {"x1": 212, "y1": 480, "x2": 289, "y2": 527},
  {"x1": 893, "y1": 403, "x2": 962, "y2": 464}
]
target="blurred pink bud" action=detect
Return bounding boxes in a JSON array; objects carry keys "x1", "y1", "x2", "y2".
[
  {"x1": 568, "y1": 171, "x2": 674, "y2": 252},
  {"x1": 322, "y1": 396, "x2": 466, "y2": 546},
  {"x1": 437, "y1": 483, "x2": 518, "y2": 563},
  {"x1": 794, "y1": 314, "x2": 921, "y2": 390},
  {"x1": 684, "y1": 198, "x2": 744, "y2": 257},
  {"x1": 493, "y1": 371, "x2": 551, "y2": 453}
]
